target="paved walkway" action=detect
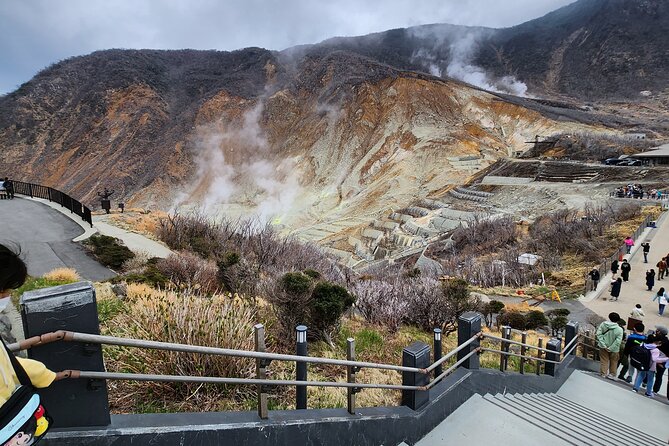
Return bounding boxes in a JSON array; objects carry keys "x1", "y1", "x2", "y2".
[
  {"x1": 0, "y1": 197, "x2": 114, "y2": 281},
  {"x1": 94, "y1": 216, "x2": 172, "y2": 258},
  {"x1": 581, "y1": 210, "x2": 669, "y2": 331}
]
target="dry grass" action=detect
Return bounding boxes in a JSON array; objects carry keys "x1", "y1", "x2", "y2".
[
  {"x1": 43, "y1": 267, "x2": 80, "y2": 282},
  {"x1": 102, "y1": 287, "x2": 257, "y2": 413},
  {"x1": 107, "y1": 209, "x2": 168, "y2": 240}
]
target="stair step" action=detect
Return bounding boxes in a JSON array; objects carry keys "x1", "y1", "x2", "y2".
[
  {"x1": 490, "y1": 393, "x2": 608, "y2": 446},
  {"x1": 482, "y1": 394, "x2": 584, "y2": 446}
]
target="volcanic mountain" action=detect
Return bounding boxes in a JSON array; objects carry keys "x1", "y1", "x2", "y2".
[{"x1": 0, "y1": 0, "x2": 665, "y2": 239}]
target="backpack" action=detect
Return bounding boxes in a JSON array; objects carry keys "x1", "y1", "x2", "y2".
[
  {"x1": 629, "y1": 344, "x2": 652, "y2": 371},
  {"x1": 0, "y1": 339, "x2": 52, "y2": 445}
]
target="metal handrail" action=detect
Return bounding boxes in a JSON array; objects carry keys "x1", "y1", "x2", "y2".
[
  {"x1": 9, "y1": 331, "x2": 428, "y2": 375},
  {"x1": 425, "y1": 332, "x2": 481, "y2": 373},
  {"x1": 482, "y1": 333, "x2": 554, "y2": 354},
  {"x1": 55, "y1": 370, "x2": 425, "y2": 391},
  {"x1": 480, "y1": 347, "x2": 561, "y2": 365},
  {"x1": 426, "y1": 348, "x2": 481, "y2": 389},
  {"x1": 482, "y1": 333, "x2": 581, "y2": 357}
]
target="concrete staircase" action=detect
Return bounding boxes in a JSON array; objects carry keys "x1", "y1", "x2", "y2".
[
  {"x1": 535, "y1": 161, "x2": 600, "y2": 183},
  {"x1": 413, "y1": 371, "x2": 667, "y2": 446}
]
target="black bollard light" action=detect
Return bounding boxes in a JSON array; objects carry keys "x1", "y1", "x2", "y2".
[
  {"x1": 433, "y1": 328, "x2": 443, "y2": 378},
  {"x1": 295, "y1": 325, "x2": 308, "y2": 409}
]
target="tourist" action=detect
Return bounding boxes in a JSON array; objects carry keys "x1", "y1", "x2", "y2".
[
  {"x1": 641, "y1": 242, "x2": 651, "y2": 263},
  {"x1": 653, "y1": 288, "x2": 669, "y2": 316},
  {"x1": 646, "y1": 269, "x2": 656, "y2": 291},
  {"x1": 631, "y1": 304, "x2": 645, "y2": 319},
  {"x1": 658, "y1": 258, "x2": 668, "y2": 280},
  {"x1": 608, "y1": 277, "x2": 622, "y2": 301},
  {"x1": 632, "y1": 333, "x2": 668, "y2": 397},
  {"x1": 588, "y1": 267, "x2": 600, "y2": 291},
  {"x1": 619, "y1": 322, "x2": 646, "y2": 383},
  {"x1": 596, "y1": 312, "x2": 624, "y2": 379},
  {"x1": 624, "y1": 236, "x2": 634, "y2": 254},
  {"x1": 620, "y1": 259, "x2": 631, "y2": 282},
  {"x1": 2, "y1": 178, "x2": 14, "y2": 200},
  {"x1": 611, "y1": 260, "x2": 619, "y2": 275},
  {"x1": 650, "y1": 326, "x2": 669, "y2": 397},
  {"x1": 0, "y1": 243, "x2": 56, "y2": 442}
]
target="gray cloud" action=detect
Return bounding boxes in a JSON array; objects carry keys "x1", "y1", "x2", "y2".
[{"x1": 0, "y1": 0, "x2": 575, "y2": 94}]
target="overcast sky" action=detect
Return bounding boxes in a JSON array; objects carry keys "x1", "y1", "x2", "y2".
[{"x1": 0, "y1": 0, "x2": 575, "y2": 94}]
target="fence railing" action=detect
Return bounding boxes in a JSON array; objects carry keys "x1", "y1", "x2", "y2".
[
  {"x1": 9, "y1": 313, "x2": 586, "y2": 421},
  {"x1": 10, "y1": 180, "x2": 93, "y2": 227},
  {"x1": 584, "y1": 214, "x2": 653, "y2": 295}
]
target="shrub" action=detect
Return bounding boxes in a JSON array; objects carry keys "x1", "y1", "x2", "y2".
[
  {"x1": 546, "y1": 308, "x2": 571, "y2": 335},
  {"x1": 483, "y1": 300, "x2": 505, "y2": 327},
  {"x1": 270, "y1": 273, "x2": 354, "y2": 345},
  {"x1": 156, "y1": 251, "x2": 219, "y2": 294},
  {"x1": 43, "y1": 268, "x2": 80, "y2": 282},
  {"x1": 524, "y1": 310, "x2": 548, "y2": 330},
  {"x1": 406, "y1": 277, "x2": 480, "y2": 335},
  {"x1": 497, "y1": 311, "x2": 527, "y2": 330},
  {"x1": 310, "y1": 282, "x2": 355, "y2": 341},
  {"x1": 352, "y1": 278, "x2": 408, "y2": 331},
  {"x1": 86, "y1": 234, "x2": 135, "y2": 269}
]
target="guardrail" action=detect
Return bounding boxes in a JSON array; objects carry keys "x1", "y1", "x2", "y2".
[
  {"x1": 9, "y1": 180, "x2": 93, "y2": 227},
  {"x1": 9, "y1": 313, "x2": 587, "y2": 421}
]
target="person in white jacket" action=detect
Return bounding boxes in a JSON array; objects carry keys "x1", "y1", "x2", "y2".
[{"x1": 652, "y1": 288, "x2": 669, "y2": 316}]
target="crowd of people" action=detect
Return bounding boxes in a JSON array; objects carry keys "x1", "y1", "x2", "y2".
[
  {"x1": 596, "y1": 312, "x2": 669, "y2": 398},
  {"x1": 612, "y1": 184, "x2": 666, "y2": 200}
]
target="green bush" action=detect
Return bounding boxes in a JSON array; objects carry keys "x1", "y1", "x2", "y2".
[
  {"x1": 497, "y1": 311, "x2": 527, "y2": 330},
  {"x1": 310, "y1": 282, "x2": 355, "y2": 336},
  {"x1": 525, "y1": 310, "x2": 549, "y2": 330},
  {"x1": 271, "y1": 273, "x2": 354, "y2": 344},
  {"x1": 86, "y1": 235, "x2": 134, "y2": 270}
]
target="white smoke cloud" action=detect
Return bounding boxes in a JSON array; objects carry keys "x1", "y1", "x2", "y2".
[
  {"x1": 176, "y1": 101, "x2": 303, "y2": 224},
  {"x1": 446, "y1": 31, "x2": 529, "y2": 97},
  {"x1": 409, "y1": 29, "x2": 530, "y2": 97}
]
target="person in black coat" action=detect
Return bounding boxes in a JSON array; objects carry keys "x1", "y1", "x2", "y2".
[
  {"x1": 608, "y1": 277, "x2": 623, "y2": 301},
  {"x1": 620, "y1": 259, "x2": 631, "y2": 282},
  {"x1": 611, "y1": 260, "x2": 619, "y2": 274},
  {"x1": 646, "y1": 269, "x2": 656, "y2": 291},
  {"x1": 588, "y1": 268, "x2": 601, "y2": 291}
]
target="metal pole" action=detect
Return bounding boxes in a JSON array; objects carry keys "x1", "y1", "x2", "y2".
[
  {"x1": 536, "y1": 338, "x2": 543, "y2": 376},
  {"x1": 433, "y1": 328, "x2": 443, "y2": 378},
  {"x1": 520, "y1": 332, "x2": 527, "y2": 374},
  {"x1": 347, "y1": 338, "x2": 358, "y2": 415},
  {"x1": 500, "y1": 326, "x2": 511, "y2": 372},
  {"x1": 254, "y1": 324, "x2": 268, "y2": 420},
  {"x1": 295, "y1": 325, "x2": 308, "y2": 410}
]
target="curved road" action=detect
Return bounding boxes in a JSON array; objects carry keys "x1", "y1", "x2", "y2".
[{"x1": 0, "y1": 197, "x2": 114, "y2": 281}]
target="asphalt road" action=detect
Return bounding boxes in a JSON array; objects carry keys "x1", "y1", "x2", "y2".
[{"x1": 0, "y1": 197, "x2": 114, "y2": 281}]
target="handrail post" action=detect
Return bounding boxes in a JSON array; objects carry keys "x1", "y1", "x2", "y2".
[
  {"x1": 544, "y1": 338, "x2": 561, "y2": 376},
  {"x1": 500, "y1": 326, "x2": 511, "y2": 372},
  {"x1": 565, "y1": 321, "x2": 579, "y2": 357},
  {"x1": 401, "y1": 341, "x2": 430, "y2": 410},
  {"x1": 254, "y1": 324, "x2": 269, "y2": 420},
  {"x1": 457, "y1": 312, "x2": 481, "y2": 370},
  {"x1": 295, "y1": 325, "x2": 308, "y2": 410},
  {"x1": 583, "y1": 330, "x2": 590, "y2": 358},
  {"x1": 536, "y1": 338, "x2": 543, "y2": 375},
  {"x1": 433, "y1": 328, "x2": 443, "y2": 378},
  {"x1": 519, "y1": 332, "x2": 527, "y2": 374},
  {"x1": 346, "y1": 338, "x2": 359, "y2": 415}
]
